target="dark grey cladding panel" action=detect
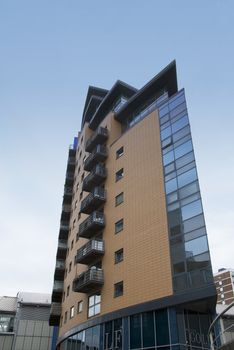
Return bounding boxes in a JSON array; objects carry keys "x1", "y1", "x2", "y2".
[{"x1": 18, "y1": 305, "x2": 50, "y2": 321}]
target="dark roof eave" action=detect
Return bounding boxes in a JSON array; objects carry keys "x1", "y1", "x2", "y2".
[{"x1": 115, "y1": 60, "x2": 178, "y2": 123}]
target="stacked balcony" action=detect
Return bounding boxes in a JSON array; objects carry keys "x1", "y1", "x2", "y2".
[
  {"x1": 49, "y1": 302, "x2": 62, "y2": 326},
  {"x1": 78, "y1": 211, "x2": 105, "y2": 239},
  {"x1": 73, "y1": 268, "x2": 104, "y2": 293},
  {"x1": 84, "y1": 145, "x2": 108, "y2": 171},
  {"x1": 54, "y1": 260, "x2": 65, "y2": 280},
  {"x1": 56, "y1": 240, "x2": 67, "y2": 260},
  {"x1": 80, "y1": 187, "x2": 106, "y2": 214},
  {"x1": 85, "y1": 126, "x2": 108, "y2": 153},
  {"x1": 76, "y1": 239, "x2": 105, "y2": 265},
  {"x1": 63, "y1": 187, "x2": 73, "y2": 203},
  {"x1": 65, "y1": 171, "x2": 74, "y2": 186},
  {"x1": 59, "y1": 221, "x2": 69, "y2": 240},
  {"x1": 52, "y1": 280, "x2": 64, "y2": 302},
  {"x1": 82, "y1": 164, "x2": 107, "y2": 192}
]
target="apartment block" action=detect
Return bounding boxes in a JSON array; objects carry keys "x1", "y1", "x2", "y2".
[
  {"x1": 214, "y1": 268, "x2": 234, "y2": 305},
  {"x1": 50, "y1": 61, "x2": 217, "y2": 350}
]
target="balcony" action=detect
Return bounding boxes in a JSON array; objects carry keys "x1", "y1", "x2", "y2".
[
  {"x1": 84, "y1": 145, "x2": 108, "y2": 171},
  {"x1": 56, "y1": 240, "x2": 67, "y2": 259},
  {"x1": 61, "y1": 203, "x2": 71, "y2": 221},
  {"x1": 65, "y1": 171, "x2": 74, "y2": 186},
  {"x1": 49, "y1": 302, "x2": 61, "y2": 326},
  {"x1": 78, "y1": 211, "x2": 105, "y2": 239},
  {"x1": 67, "y1": 156, "x2": 76, "y2": 171},
  {"x1": 52, "y1": 280, "x2": 64, "y2": 302},
  {"x1": 73, "y1": 268, "x2": 104, "y2": 293},
  {"x1": 85, "y1": 127, "x2": 109, "y2": 153},
  {"x1": 80, "y1": 187, "x2": 106, "y2": 214},
  {"x1": 63, "y1": 187, "x2": 73, "y2": 203},
  {"x1": 76, "y1": 239, "x2": 105, "y2": 265},
  {"x1": 54, "y1": 260, "x2": 65, "y2": 280},
  {"x1": 82, "y1": 164, "x2": 107, "y2": 192},
  {"x1": 59, "y1": 222, "x2": 69, "y2": 240}
]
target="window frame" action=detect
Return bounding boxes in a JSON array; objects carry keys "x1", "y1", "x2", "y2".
[{"x1": 115, "y1": 219, "x2": 124, "y2": 234}]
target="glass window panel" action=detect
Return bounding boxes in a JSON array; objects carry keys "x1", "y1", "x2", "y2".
[
  {"x1": 162, "y1": 136, "x2": 172, "y2": 149},
  {"x1": 167, "y1": 191, "x2": 178, "y2": 204},
  {"x1": 171, "y1": 242, "x2": 185, "y2": 264},
  {"x1": 88, "y1": 306, "x2": 95, "y2": 317},
  {"x1": 95, "y1": 294, "x2": 101, "y2": 303},
  {"x1": 181, "y1": 200, "x2": 202, "y2": 221},
  {"x1": 142, "y1": 312, "x2": 155, "y2": 347},
  {"x1": 163, "y1": 151, "x2": 175, "y2": 166},
  {"x1": 165, "y1": 178, "x2": 178, "y2": 194},
  {"x1": 169, "y1": 93, "x2": 185, "y2": 110},
  {"x1": 163, "y1": 144, "x2": 174, "y2": 154},
  {"x1": 172, "y1": 116, "x2": 189, "y2": 133},
  {"x1": 130, "y1": 314, "x2": 141, "y2": 349},
  {"x1": 169, "y1": 308, "x2": 179, "y2": 344},
  {"x1": 177, "y1": 168, "x2": 197, "y2": 188},
  {"x1": 160, "y1": 114, "x2": 170, "y2": 125},
  {"x1": 176, "y1": 151, "x2": 195, "y2": 170},
  {"x1": 177, "y1": 161, "x2": 196, "y2": 176},
  {"x1": 173, "y1": 274, "x2": 188, "y2": 291},
  {"x1": 168, "y1": 202, "x2": 180, "y2": 212},
  {"x1": 165, "y1": 171, "x2": 176, "y2": 182},
  {"x1": 183, "y1": 214, "x2": 205, "y2": 233},
  {"x1": 168, "y1": 208, "x2": 181, "y2": 228},
  {"x1": 173, "y1": 125, "x2": 190, "y2": 143},
  {"x1": 89, "y1": 296, "x2": 95, "y2": 306},
  {"x1": 174, "y1": 140, "x2": 193, "y2": 159},
  {"x1": 184, "y1": 227, "x2": 206, "y2": 242},
  {"x1": 156, "y1": 309, "x2": 170, "y2": 345},
  {"x1": 170, "y1": 102, "x2": 187, "y2": 119},
  {"x1": 187, "y1": 252, "x2": 210, "y2": 272},
  {"x1": 173, "y1": 261, "x2": 185, "y2": 274},
  {"x1": 159, "y1": 104, "x2": 169, "y2": 117},
  {"x1": 185, "y1": 235, "x2": 208, "y2": 258},
  {"x1": 180, "y1": 193, "x2": 200, "y2": 206},
  {"x1": 161, "y1": 120, "x2": 171, "y2": 130},
  {"x1": 94, "y1": 304, "x2": 100, "y2": 315},
  {"x1": 104, "y1": 321, "x2": 113, "y2": 350},
  {"x1": 179, "y1": 181, "x2": 199, "y2": 199},
  {"x1": 164, "y1": 162, "x2": 175, "y2": 174},
  {"x1": 161, "y1": 126, "x2": 172, "y2": 140}
]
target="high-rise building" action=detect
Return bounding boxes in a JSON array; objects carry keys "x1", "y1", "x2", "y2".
[
  {"x1": 50, "y1": 61, "x2": 217, "y2": 350},
  {"x1": 214, "y1": 268, "x2": 234, "y2": 305}
]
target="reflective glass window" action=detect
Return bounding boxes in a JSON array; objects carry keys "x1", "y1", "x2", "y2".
[
  {"x1": 165, "y1": 171, "x2": 176, "y2": 182},
  {"x1": 181, "y1": 200, "x2": 202, "y2": 221},
  {"x1": 142, "y1": 312, "x2": 155, "y2": 347},
  {"x1": 169, "y1": 93, "x2": 185, "y2": 110},
  {"x1": 177, "y1": 161, "x2": 196, "y2": 176},
  {"x1": 187, "y1": 252, "x2": 210, "y2": 271},
  {"x1": 174, "y1": 140, "x2": 193, "y2": 159},
  {"x1": 130, "y1": 314, "x2": 141, "y2": 349},
  {"x1": 173, "y1": 125, "x2": 190, "y2": 143},
  {"x1": 172, "y1": 115, "x2": 189, "y2": 133},
  {"x1": 176, "y1": 151, "x2": 195, "y2": 170},
  {"x1": 160, "y1": 114, "x2": 170, "y2": 125},
  {"x1": 185, "y1": 235, "x2": 208, "y2": 257},
  {"x1": 180, "y1": 192, "x2": 200, "y2": 206},
  {"x1": 173, "y1": 261, "x2": 185, "y2": 274},
  {"x1": 159, "y1": 104, "x2": 169, "y2": 117},
  {"x1": 161, "y1": 126, "x2": 172, "y2": 140},
  {"x1": 184, "y1": 227, "x2": 206, "y2": 242},
  {"x1": 162, "y1": 136, "x2": 172, "y2": 149},
  {"x1": 177, "y1": 168, "x2": 197, "y2": 188},
  {"x1": 168, "y1": 202, "x2": 180, "y2": 212},
  {"x1": 156, "y1": 309, "x2": 170, "y2": 345},
  {"x1": 179, "y1": 181, "x2": 199, "y2": 199},
  {"x1": 168, "y1": 208, "x2": 181, "y2": 231},
  {"x1": 173, "y1": 274, "x2": 188, "y2": 291},
  {"x1": 161, "y1": 120, "x2": 171, "y2": 130},
  {"x1": 163, "y1": 151, "x2": 175, "y2": 166},
  {"x1": 165, "y1": 178, "x2": 177, "y2": 194},
  {"x1": 174, "y1": 134, "x2": 191, "y2": 149},
  {"x1": 183, "y1": 214, "x2": 205, "y2": 233},
  {"x1": 163, "y1": 144, "x2": 174, "y2": 155},
  {"x1": 171, "y1": 241, "x2": 185, "y2": 264},
  {"x1": 167, "y1": 192, "x2": 178, "y2": 204},
  {"x1": 164, "y1": 162, "x2": 175, "y2": 174},
  {"x1": 104, "y1": 321, "x2": 113, "y2": 350},
  {"x1": 170, "y1": 102, "x2": 187, "y2": 119}
]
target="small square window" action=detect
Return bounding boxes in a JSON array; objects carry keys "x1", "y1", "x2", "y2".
[
  {"x1": 75, "y1": 200, "x2": 78, "y2": 209},
  {"x1": 78, "y1": 212, "x2": 81, "y2": 220},
  {"x1": 73, "y1": 219, "x2": 76, "y2": 229},
  {"x1": 114, "y1": 281, "x2": 123, "y2": 297},
  {"x1": 115, "y1": 219, "x2": 124, "y2": 234},
  {"x1": 69, "y1": 262, "x2": 72, "y2": 272},
  {"x1": 116, "y1": 168, "x2": 124, "y2": 182},
  {"x1": 67, "y1": 285, "x2": 70, "y2": 297},
  {"x1": 64, "y1": 311, "x2": 67, "y2": 324},
  {"x1": 116, "y1": 146, "x2": 124, "y2": 159},
  {"x1": 81, "y1": 173, "x2": 85, "y2": 181},
  {"x1": 70, "y1": 306, "x2": 74, "y2": 319},
  {"x1": 77, "y1": 300, "x2": 83, "y2": 314},
  {"x1": 115, "y1": 249, "x2": 123, "y2": 264},
  {"x1": 71, "y1": 240, "x2": 74, "y2": 250},
  {"x1": 219, "y1": 281, "x2": 222, "y2": 285},
  {"x1": 80, "y1": 192, "x2": 83, "y2": 201},
  {"x1": 115, "y1": 192, "x2": 124, "y2": 206}
]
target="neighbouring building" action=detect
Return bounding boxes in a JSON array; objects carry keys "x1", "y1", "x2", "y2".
[
  {"x1": 0, "y1": 292, "x2": 57, "y2": 350},
  {"x1": 214, "y1": 269, "x2": 234, "y2": 305},
  {"x1": 50, "y1": 61, "x2": 217, "y2": 349}
]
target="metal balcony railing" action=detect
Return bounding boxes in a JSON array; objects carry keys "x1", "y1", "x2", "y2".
[
  {"x1": 59, "y1": 222, "x2": 69, "y2": 240},
  {"x1": 65, "y1": 171, "x2": 74, "y2": 186},
  {"x1": 49, "y1": 302, "x2": 62, "y2": 326},
  {"x1": 84, "y1": 145, "x2": 108, "y2": 171},
  {"x1": 73, "y1": 268, "x2": 104, "y2": 293},
  {"x1": 209, "y1": 301, "x2": 234, "y2": 350},
  {"x1": 53, "y1": 280, "x2": 64, "y2": 292},
  {"x1": 54, "y1": 260, "x2": 65, "y2": 280},
  {"x1": 78, "y1": 211, "x2": 105, "y2": 239},
  {"x1": 85, "y1": 127, "x2": 108, "y2": 153},
  {"x1": 56, "y1": 240, "x2": 67, "y2": 259},
  {"x1": 76, "y1": 239, "x2": 105, "y2": 265},
  {"x1": 82, "y1": 164, "x2": 107, "y2": 192},
  {"x1": 80, "y1": 187, "x2": 106, "y2": 214}
]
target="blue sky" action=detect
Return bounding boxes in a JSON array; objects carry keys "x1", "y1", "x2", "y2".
[{"x1": 0, "y1": 0, "x2": 233, "y2": 295}]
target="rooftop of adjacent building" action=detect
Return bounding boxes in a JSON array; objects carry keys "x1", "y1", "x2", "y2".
[
  {"x1": 214, "y1": 268, "x2": 234, "y2": 277},
  {"x1": 0, "y1": 292, "x2": 51, "y2": 312}
]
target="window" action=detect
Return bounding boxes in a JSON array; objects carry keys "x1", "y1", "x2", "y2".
[
  {"x1": 77, "y1": 300, "x2": 83, "y2": 314},
  {"x1": 70, "y1": 306, "x2": 74, "y2": 319},
  {"x1": 79, "y1": 191, "x2": 83, "y2": 201},
  {"x1": 73, "y1": 219, "x2": 76, "y2": 229},
  {"x1": 75, "y1": 200, "x2": 78, "y2": 209},
  {"x1": 69, "y1": 262, "x2": 72, "y2": 272},
  {"x1": 76, "y1": 183, "x2": 79, "y2": 191},
  {"x1": 116, "y1": 146, "x2": 124, "y2": 159},
  {"x1": 60, "y1": 316, "x2": 63, "y2": 327},
  {"x1": 78, "y1": 212, "x2": 81, "y2": 220},
  {"x1": 115, "y1": 192, "x2": 124, "y2": 206},
  {"x1": 88, "y1": 295, "x2": 101, "y2": 318},
  {"x1": 67, "y1": 285, "x2": 70, "y2": 297},
  {"x1": 81, "y1": 173, "x2": 85, "y2": 182},
  {"x1": 115, "y1": 219, "x2": 124, "y2": 234},
  {"x1": 114, "y1": 281, "x2": 123, "y2": 297},
  {"x1": 64, "y1": 311, "x2": 67, "y2": 324},
  {"x1": 116, "y1": 168, "x2": 124, "y2": 182},
  {"x1": 71, "y1": 240, "x2": 74, "y2": 250},
  {"x1": 115, "y1": 248, "x2": 123, "y2": 264}
]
